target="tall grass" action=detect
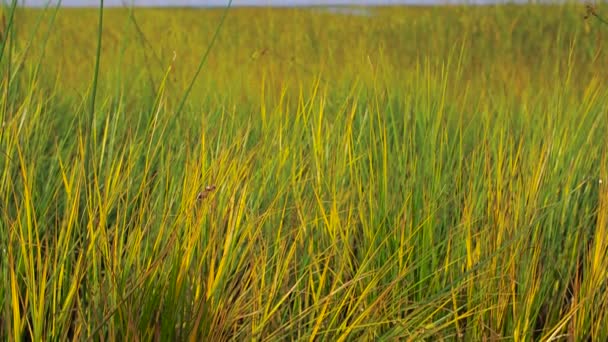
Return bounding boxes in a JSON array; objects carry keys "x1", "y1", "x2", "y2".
[{"x1": 1, "y1": 2, "x2": 608, "y2": 340}]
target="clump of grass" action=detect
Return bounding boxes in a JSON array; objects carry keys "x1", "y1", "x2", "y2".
[{"x1": 1, "y1": 2, "x2": 608, "y2": 340}]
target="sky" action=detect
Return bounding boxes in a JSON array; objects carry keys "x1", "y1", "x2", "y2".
[{"x1": 11, "y1": 0, "x2": 574, "y2": 7}]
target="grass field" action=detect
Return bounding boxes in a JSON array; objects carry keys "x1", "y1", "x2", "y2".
[{"x1": 1, "y1": 2, "x2": 608, "y2": 340}]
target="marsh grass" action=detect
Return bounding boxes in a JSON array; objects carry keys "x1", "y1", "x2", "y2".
[{"x1": 1, "y1": 2, "x2": 608, "y2": 341}]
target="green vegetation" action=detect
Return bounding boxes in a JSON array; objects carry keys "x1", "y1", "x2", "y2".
[{"x1": 1, "y1": 2, "x2": 608, "y2": 340}]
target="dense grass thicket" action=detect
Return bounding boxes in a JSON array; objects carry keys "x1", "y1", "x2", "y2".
[{"x1": 1, "y1": 2, "x2": 608, "y2": 340}]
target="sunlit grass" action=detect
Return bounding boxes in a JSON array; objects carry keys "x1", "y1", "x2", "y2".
[{"x1": 1, "y1": 2, "x2": 608, "y2": 340}]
